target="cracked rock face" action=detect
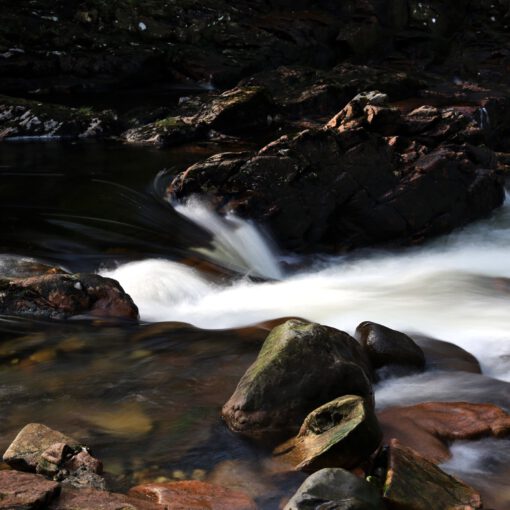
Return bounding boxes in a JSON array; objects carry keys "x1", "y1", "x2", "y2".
[{"x1": 169, "y1": 92, "x2": 504, "y2": 253}]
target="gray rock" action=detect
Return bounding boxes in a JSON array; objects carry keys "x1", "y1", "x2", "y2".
[{"x1": 284, "y1": 468, "x2": 383, "y2": 510}]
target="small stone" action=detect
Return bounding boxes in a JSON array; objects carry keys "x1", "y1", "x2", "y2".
[{"x1": 284, "y1": 468, "x2": 384, "y2": 510}]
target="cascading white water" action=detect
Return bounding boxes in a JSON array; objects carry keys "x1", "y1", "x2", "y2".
[
  {"x1": 103, "y1": 196, "x2": 510, "y2": 382},
  {"x1": 174, "y1": 197, "x2": 283, "y2": 280}
]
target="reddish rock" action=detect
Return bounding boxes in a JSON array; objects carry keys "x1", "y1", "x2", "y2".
[
  {"x1": 383, "y1": 439, "x2": 483, "y2": 510},
  {"x1": 0, "y1": 273, "x2": 138, "y2": 320},
  {"x1": 378, "y1": 402, "x2": 510, "y2": 463},
  {"x1": 0, "y1": 470, "x2": 60, "y2": 509},
  {"x1": 49, "y1": 487, "x2": 161, "y2": 510},
  {"x1": 129, "y1": 480, "x2": 257, "y2": 510}
]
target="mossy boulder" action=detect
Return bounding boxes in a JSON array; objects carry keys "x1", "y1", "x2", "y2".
[
  {"x1": 274, "y1": 395, "x2": 382, "y2": 472},
  {"x1": 221, "y1": 319, "x2": 373, "y2": 443}
]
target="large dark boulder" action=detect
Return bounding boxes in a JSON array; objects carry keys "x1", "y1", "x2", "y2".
[
  {"x1": 284, "y1": 468, "x2": 384, "y2": 510},
  {"x1": 170, "y1": 92, "x2": 504, "y2": 253},
  {"x1": 0, "y1": 273, "x2": 139, "y2": 320},
  {"x1": 221, "y1": 319, "x2": 373, "y2": 442},
  {"x1": 273, "y1": 395, "x2": 382, "y2": 472}
]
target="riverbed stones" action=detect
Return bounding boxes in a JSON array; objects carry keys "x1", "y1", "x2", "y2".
[
  {"x1": 382, "y1": 440, "x2": 483, "y2": 510},
  {"x1": 0, "y1": 273, "x2": 139, "y2": 320},
  {"x1": 3, "y1": 423, "x2": 82, "y2": 472},
  {"x1": 378, "y1": 402, "x2": 510, "y2": 463},
  {"x1": 284, "y1": 468, "x2": 384, "y2": 510},
  {"x1": 0, "y1": 470, "x2": 60, "y2": 509},
  {"x1": 273, "y1": 396, "x2": 382, "y2": 472},
  {"x1": 128, "y1": 480, "x2": 257, "y2": 510},
  {"x1": 222, "y1": 319, "x2": 373, "y2": 442},
  {"x1": 355, "y1": 322, "x2": 425, "y2": 375}
]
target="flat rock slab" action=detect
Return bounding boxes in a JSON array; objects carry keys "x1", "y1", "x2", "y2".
[
  {"x1": 3, "y1": 423, "x2": 81, "y2": 472},
  {"x1": 383, "y1": 439, "x2": 482, "y2": 510},
  {"x1": 378, "y1": 402, "x2": 510, "y2": 463},
  {"x1": 129, "y1": 480, "x2": 257, "y2": 509},
  {"x1": 0, "y1": 470, "x2": 60, "y2": 509},
  {"x1": 274, "y1": 395, "x2": 382, "y2": 472},
  {"x1": 48, "y1": 488, "x2": 162, "y2": 510}
]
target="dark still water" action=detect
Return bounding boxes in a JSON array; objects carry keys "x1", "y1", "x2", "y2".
[{"x1": 1, "y1": 141, "x2": 510, "y2": 508}]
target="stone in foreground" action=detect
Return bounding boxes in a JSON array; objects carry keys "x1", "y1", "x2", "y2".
[
  {"x1": 274, "y1": 396, "x2": 382, "y2": 472},
  {"x1": 0, "y1": 273, "x2": 138, "y2": 320},
  {"x1": 3, "y1": 423, "x2": 82, "y2": 472},
  {"x1": 382, "y1": 439, "x2": 482, "y2": 510},
  {"x1": 222, "y1": 319, "x2": 373, "y2": 442},
  {"x1": 284, "y1": 467, "x2": 383, "y2": 510},
  {"x1": 129, "y1": 480, "x2": 257, "y2": 510},
  {"x1": 0, "y1": 470, "x2": 60, "y2": 509},
  {"x1": 378, "y1": 401, "x2": 510, "y2": 463}
]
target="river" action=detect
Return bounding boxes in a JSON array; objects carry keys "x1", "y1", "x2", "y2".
[{"x1": 1, "y1": 141, "x2": 509, "y2": 508}]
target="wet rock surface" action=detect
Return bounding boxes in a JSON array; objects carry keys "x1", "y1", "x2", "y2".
[
  {"x1": 378, "y1": 402, "x2": 510, "y2": 463},
  {"x1": 222, "y1": 319, "x2": 373, "y2": 442},
  {"x1": 0, "y1": 470, "x2": 60, "y2": 509},
  {"x1": 273, "y1": 396, "x2": 382, "y2": 472},
  {"x1": 128, "y1": 480, "x2": 257, "y2": 510},
  {"x1": 0, "y1": 273, "x2": 139, "y2": 320},
  {"x1": 284, "y1": 468, "x2": 384, "y2": 510},
  {"x1": 170, "y1": 92, "x2": 504, "y2": 253},
  {"x1": 381, "y1": 440, "x2": 483, "y2": 510},
  {"x1": 355, "y1": 322, "x2": 425, "y2": 376}
]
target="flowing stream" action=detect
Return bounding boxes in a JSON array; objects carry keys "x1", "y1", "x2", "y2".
[{"x1": 1, "y1": 142, "x2": 510, "y2": 508}]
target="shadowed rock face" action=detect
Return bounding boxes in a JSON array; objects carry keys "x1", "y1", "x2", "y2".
[
  {"x1": 170, "y1": 92, "x2": 504, "y2": 253},
  {"x1": 382, "y1": 440, "x2": 483, "y2": 510},
  {"x1": 273, "y1": 395, "x2": 382, "y2": 472},
  {"x1": 222, "y1": 319, "x2": 373, "y2": 443},
  {"x1": 0, "y1": 273, "x2": 139, "y2": 320}
]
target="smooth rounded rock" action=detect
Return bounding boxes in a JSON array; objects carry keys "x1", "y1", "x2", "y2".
[{"x1": 284, "y1": 468, "x2": 383, "y2": 510}]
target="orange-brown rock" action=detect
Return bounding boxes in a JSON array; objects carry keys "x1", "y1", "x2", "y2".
[
  {"x1": 129, "y1": 480, "x2": 257, "y2": 510},
  {"x1": 383, "y1": 439, "x2": 483, "y2": 510},
  {"x1": 378, "y1": 402, "x2": 510, "y2": 463}
]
